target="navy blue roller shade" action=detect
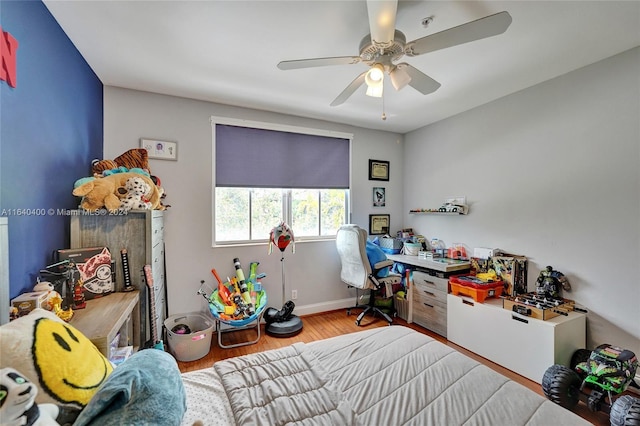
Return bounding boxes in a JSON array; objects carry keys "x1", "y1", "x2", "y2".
[{"x1": 215, "y1": 124, "x2": 349, "y2": 189}]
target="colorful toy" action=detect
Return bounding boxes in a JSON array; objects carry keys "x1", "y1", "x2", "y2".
[
  {"x1": 171, "y1": 324, "x2": 191, "y2": 335},
  {"x1": 543, "y1": 344, "x2": 640, "y2": 424},
  {"x1": 198, "y1": 264, "x2": 268, "y2": 327},
  {"x1": 31, "y1": 280, "x2": 61, "y2": 312},
  {"x1": 267, "y1": 222, "x2": 303, "y2": 337},
  {"x1": 0, "y1": 367, "x2": 59, "y2": 426},
  {"x1": 268, "y1": 222, "x2": 295, "y2": 254},
  {"x1": 72, "y1": 172, "x2": 162, "y2": 213},
  {"x1": 233, "y1": 258, "x2": 255, "y2": 316},
  {"x1": 536, "y1": 265, "x2": 571, "y2": 298},
  {"x1": 91, "y1": 148, "x2": 150, "y2": 177},
  {"x1": 118, "y1": 176, "x2": 153, "y2": 212},
  {"x1": 0, "y1": 309, "x2": 114, "y2": 413}
]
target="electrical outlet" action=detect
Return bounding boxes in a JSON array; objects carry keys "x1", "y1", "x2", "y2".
[{"x1": 291, "y1": 290, "x2": 298, "y2": 300}]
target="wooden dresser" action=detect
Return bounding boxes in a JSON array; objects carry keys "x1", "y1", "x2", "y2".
[
  {"x1": 386, "y1": 254, "x2": 470, "y2": 338},
  {"x1": 70, "y1": 291, "x2": 140, "y2": 359},
  {"x1": 70, "y1": 210, "x2": 166, "y2": 348}
]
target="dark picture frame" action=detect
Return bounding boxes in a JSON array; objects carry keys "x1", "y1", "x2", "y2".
[
  {"x1": 369, "y1": 214, "x2": 390, "y2": 236},
  {"x1": 373, "y1": 187, "x2": 386, "y2": 207},
  {"x1": 369, "y1": 159, "x2": 389, "y2": 181}
]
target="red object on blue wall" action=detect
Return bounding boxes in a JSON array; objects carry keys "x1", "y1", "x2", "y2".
[{"x1": 0, "y1": 26, "x2": 18, "y2": 88}]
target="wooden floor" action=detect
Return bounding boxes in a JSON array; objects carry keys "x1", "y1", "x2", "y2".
[{"x1": 175, "y1": 309, "x2": 610, "y2": 426}]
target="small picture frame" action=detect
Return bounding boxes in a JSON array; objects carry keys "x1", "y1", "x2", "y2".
[
  {"x1": 140, "y1": 138, "x2": 178, "y2": 161},
  {"x1": 369, "y1": 214, "x2": 390, "y2": 236},
  {"x1": 373, "y1": 187, "x2": 386, "y2": 207},
  {"x1": 369, "y1": 159, "x2": 389, "y2": 181}
]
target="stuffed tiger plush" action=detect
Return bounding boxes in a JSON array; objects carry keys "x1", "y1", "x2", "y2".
[{"x1": 91, "y1": 148, "x2": 150, "y2": 177}]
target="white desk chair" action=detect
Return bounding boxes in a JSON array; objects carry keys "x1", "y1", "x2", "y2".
[{"x1": 336, "y1": 224, "x2": 398, "y2": 326}]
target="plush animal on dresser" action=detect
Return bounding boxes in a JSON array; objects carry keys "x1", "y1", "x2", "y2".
[
  {"x1": 91, "y1": 148, "x2": 150, "y2": 177},
  {"x1": 118, "y1": 176, "x2": 153, "y2": 212},
  {"x1": 72, "y1": 172, "x2": 162, "y2": 213},
  {"x1": 0, "y1": 368, "x2": 59, "y2": 426},
  {"x1": 0, "y1": 310, "x2": 114, "y2": 424}
]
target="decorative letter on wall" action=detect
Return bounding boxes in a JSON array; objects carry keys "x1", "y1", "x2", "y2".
[{"x1": 0, "y1": 26, "x2": 19, "y2": 88}]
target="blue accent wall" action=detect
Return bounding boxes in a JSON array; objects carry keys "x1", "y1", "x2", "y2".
[{"x1": 0, "y1": 1, "x2": 103, "y2": 298}]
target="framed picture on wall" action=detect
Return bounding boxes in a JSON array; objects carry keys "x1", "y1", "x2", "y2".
[
  {"x1": 369, "y1": 159, "x2": 389, "y2": 181},
  {"x1": 140, "y1": 138, "x2": 178, "y2": 161},
  {"x1": 369, "y1": 214, "x2": 390, "y2": 236},
  {"x1": 373, "y1": 187, "x2": 386, "y2": 207}
]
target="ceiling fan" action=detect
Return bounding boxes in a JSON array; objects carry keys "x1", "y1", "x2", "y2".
[{"x1": 277, "y1": 0, "x2": 512, "y2": 107}]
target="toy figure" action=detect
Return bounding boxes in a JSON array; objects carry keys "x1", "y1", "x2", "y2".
[
  {"x1": 536, "y1": 265, "x2": 570, "y2": 298},
  {"x1": 73, "y1": 279, "x2": 86, "y2": 310},
  {"x1": 0, "y1": 368, "x2": 59, "y2": 426}
]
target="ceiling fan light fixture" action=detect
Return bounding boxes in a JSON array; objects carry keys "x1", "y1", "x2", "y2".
[
  {"x1": 366, "y1": 84, "x2": 383, "y2": 98},
  {"x1": 389, "y1": 67, "x2": 411, "y2": 90},
  {"x1": 365, "y1": 63, "x2": 385, "y2": 87},
  {"x1": 367, "y1": 0, "x2": 398, "y2": 48}
]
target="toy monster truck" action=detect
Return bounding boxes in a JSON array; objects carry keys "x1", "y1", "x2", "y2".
[{"x1": 542, "y1": 344, "x2": 640, "y2": 425}]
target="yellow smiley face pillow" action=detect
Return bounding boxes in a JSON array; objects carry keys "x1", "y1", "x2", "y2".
[{"x1": 0, "y1": 308, "x2": 113, "y2": 411}]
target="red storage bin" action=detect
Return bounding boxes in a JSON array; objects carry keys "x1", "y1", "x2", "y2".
[{"x1": 449, "y1": 275, "x2": 503, "y2": 303}]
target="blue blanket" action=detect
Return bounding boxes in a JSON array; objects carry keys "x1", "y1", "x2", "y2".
[{"x1": 74, "y1": 350, "x2": 186, "y2": 426}]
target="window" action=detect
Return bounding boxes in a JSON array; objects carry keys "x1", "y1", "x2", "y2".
[{"x1": 212, "y1": 118, "x2": 351, "y2": 245}]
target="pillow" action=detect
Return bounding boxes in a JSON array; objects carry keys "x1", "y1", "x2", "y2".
[
  {"x1": 366, "y1": 240, "x2": 390, "y2": 277},
  {"x1": 0, "y1": 308, "x2": 113, "y2": 414},
  {"x1": 74, "y1": 349, "x2": 186, "y2": 426}
]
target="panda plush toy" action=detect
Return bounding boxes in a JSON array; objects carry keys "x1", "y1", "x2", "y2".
[{"x1": 0, "y1": 368, "x2": 59, "y2": 426}]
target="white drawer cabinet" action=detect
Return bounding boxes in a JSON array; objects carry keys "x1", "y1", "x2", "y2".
[{"x1": 447, "y1": 294, "x2": 586, "y2": 383}]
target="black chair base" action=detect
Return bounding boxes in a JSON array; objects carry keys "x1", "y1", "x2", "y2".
[{"x1": 347, "y1": 288, "x2": 393, "y2": 326}]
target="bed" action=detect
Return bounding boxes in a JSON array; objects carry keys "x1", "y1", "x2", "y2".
[{"x1": 180, "y1": 325, "x2": 589, "y2": 425}]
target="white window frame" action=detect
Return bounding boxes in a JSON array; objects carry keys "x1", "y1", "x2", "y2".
[{"x1": 211, "y1": 116, "x2": 353, "y2": 247}]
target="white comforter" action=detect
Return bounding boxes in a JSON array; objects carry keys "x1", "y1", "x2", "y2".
[{"x1": 180, "y1": 326, "x2": 589, "y2": 425}]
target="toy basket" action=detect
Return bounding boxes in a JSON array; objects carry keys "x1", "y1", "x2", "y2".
[
  {"x1": 164, "y1": 313, "x2": 214, "y2": 362},
  {"x1": 402, "y1": 242, "x2": 422, "y2": 256},
  {"x1": 380, "y1": 237, "x2": 403, "y2": 251}
]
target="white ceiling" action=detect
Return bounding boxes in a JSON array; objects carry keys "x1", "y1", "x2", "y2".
[{"x1": 43, "y1": 1, "x2": 640, "y2": 134}]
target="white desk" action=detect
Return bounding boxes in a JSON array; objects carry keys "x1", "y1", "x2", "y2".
[{"x1": 386, "y1": 254, "x2": 470, "y2": 273}]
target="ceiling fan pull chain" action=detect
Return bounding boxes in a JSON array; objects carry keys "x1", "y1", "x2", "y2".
[{"x1": 381, "y1": 92, "x2": 387, "y2": 121}]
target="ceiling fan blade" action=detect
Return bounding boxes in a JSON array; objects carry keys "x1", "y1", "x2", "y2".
[
  {"x1": 330, "y1": 71, "x2": 367, "y2": 106},
  {"x1": 405, "y1": 11, "x2": 512, "y2": 57},
  {"x1": 277, "y1": 56, "x2": 362, "y2": 70},
  {"x1": 397, "y1": 63, "x2": 441, "y2": 95},
  {"x1": 366, "y1": 0, "x2": 398, "y2": 48}
]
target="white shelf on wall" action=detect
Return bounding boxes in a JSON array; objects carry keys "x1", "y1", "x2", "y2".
[{"x1": 409, "y1": 209, "x2": 468, "y2": 215}]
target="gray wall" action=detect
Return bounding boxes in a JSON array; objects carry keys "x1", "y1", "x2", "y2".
[
  {"x1": 104, "y1": 47, "x2": 639, "y2": 356},
  {"x1": 404, "y1": 47, "x2": 639, "y2": 354},
  {"x1": 103, "y1": 87, "x2": 404, "y2": 317}
]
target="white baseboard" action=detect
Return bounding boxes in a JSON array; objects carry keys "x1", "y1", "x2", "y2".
[
  {"x1": 213, "y1": 298, "x2": 354, "y2": 330},
  {"x1": 292, "y1": 298, "x2": 355, "y2": 317}
]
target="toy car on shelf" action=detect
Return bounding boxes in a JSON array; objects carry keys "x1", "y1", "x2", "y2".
[
  {"x1": 542, "y1": 344, "x2": 640, "y2": 425},
  {"x1": 438, "y1": 202, "x2": 468, "y2": 214}
]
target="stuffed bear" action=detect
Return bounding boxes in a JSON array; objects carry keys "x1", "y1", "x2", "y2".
[
  {"x1": 91, "y1": 149, "x2": 150, "y2": 177},
  {"x1": 119, "y1": 176, "x2": 152, "y2": 212},
  {"x1": 72, "y1": 172, "x2": 162, "y2": 213},
  {"x1": 0, "y1": 367, "x2": 59, "y2": 426}
]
